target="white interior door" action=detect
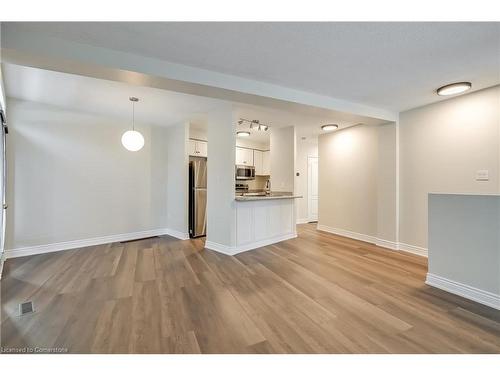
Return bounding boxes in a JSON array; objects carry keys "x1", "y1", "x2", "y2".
[{"x1": 307, "y1": 156, "x2": 319, "y2": 222}]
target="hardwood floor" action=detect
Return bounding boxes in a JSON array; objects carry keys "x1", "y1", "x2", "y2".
[{"x1": 1, "y1": 224, "x2": 499, "y2": 353}]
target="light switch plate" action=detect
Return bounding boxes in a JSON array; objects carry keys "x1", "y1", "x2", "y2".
[{"x1": 476, "y1": 170, "x2": 489, "y2": 181}]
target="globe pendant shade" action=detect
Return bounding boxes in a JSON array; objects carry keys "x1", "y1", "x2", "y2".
[{"x1": 121, "y1": 130, "x2": 144, "y2": 151}]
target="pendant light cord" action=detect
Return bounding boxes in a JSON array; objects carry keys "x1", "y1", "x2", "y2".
[{"x1": 132, "y1": 101, "x2": 135, "y2": 131}]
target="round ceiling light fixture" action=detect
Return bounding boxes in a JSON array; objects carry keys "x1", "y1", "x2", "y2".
[
  {"x1": 321, "y1": 124, "x2": 339, "y2": 131},
  {"x1": 436, "y1": 82, "x2": 472, "y2": 96},
  {"x1": 122, "y1": 97, "x2": 144, "y2": 152},
  {"x1": 237, "y1": 131, "x2": 251, "y2": 137}
]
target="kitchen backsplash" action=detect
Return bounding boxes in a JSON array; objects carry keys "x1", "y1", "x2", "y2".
[{"x1": 243, "y1": 176, "x2": 268, "y2": 190}]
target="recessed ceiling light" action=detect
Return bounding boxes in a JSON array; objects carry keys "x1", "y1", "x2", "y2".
[
  {"x1": 436, "y1": 82, "x2": 472, "y2": 96},
  {"x1": 237, "y1": 131, "x2": 251, "y2": 137},
  {"x1": 321, "y1": 124, "x2": 339, "y2": 131}
]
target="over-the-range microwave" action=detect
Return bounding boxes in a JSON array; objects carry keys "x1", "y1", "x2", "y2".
[{"x1": 235, "y1": 165, "x2": 255, "y2": 180}]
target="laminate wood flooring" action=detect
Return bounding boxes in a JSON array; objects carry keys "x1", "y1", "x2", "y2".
[{"x1": 1, "y1": 224, "x2": 499, "y2": 353}]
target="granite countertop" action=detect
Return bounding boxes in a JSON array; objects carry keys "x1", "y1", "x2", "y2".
[{"x1": 235, "y1": 191, "x2": 303, "y2": 201}]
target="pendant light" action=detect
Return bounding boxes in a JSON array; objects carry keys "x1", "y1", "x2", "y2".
[{"x1": 121, "y1": 97, "x2": 145, "y2": 152}]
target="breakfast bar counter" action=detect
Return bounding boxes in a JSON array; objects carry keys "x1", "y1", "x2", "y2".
[{"x1": 233, "y1": 192, "x2": 302, "y2": 253}]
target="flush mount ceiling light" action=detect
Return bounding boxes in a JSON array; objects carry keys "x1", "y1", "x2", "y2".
[
  {"x1": 436, "y1": 82, "x2": 472, "y2": 96},
  {"x1": 321, "y1": 124, "x2": 339, "y2": 131},
  {"x1": 237, "y1": 131, "x2": 251, "y2": 137},
  {"x1": 121, "y1": 97, "x2": 144, "y2": 152}
]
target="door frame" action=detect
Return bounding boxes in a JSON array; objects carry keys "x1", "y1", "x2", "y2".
[
  {"x1": 0, "y1": 108, "x2": 6, "y2": 278},
  {"x1": 307, "y1": 156, "x2": 319, "y2": 222}
]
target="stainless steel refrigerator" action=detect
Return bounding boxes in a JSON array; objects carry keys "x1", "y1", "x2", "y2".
[{"x1": 189, "y1": 156, "x2": 207, "y2": 238}]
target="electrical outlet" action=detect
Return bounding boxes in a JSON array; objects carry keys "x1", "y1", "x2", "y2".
[{"x1": 476, "y1": 170, "x2": 489, "y2": 181}]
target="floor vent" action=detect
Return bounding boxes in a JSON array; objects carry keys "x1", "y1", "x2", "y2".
[{"x1": 19, "y1": 301, "x2": 34, "y2": 315}]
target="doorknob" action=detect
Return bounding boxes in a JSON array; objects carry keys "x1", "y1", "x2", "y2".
[{"x1": 3, "y1": 204, "x2": 7, "y2": 209}]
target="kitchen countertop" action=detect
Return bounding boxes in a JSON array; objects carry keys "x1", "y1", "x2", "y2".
[{"x1": 235, "y1": 192, "x2": 303, "y2": 201}]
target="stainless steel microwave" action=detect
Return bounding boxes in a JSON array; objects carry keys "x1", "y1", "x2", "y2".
[{"x1": 235, "y1": 165, "x2": 255, "y2": 180}]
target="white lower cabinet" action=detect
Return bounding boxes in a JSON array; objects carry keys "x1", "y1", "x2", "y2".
[{"x1": 236, "y1": 199, "x2": 295, "y2": 246}]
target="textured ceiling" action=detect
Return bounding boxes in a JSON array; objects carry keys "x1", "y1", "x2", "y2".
[
  {"x1": 2, "y1": 63, "x2": 220, "y2": 127},
  {"x1": 4, "y1": 64, "x2": 378, "y2": 138},
  {"x1": 4, "y1": 22, "x2": 500, "y2": 112}
]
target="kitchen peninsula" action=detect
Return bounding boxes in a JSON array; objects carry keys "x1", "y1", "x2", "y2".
[{"x1": 234, "y1": 192, "x2": 302, "y2": 252}]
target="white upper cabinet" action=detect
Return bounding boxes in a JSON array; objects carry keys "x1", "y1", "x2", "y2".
[
  {"x1": 254, "y1": 150, "x2": 263, "y2": 175},
  {"x1": 196, "y1": 140, "x2": 207, "y2": 157},
  {"x1": 235, "y1": 147, "x2": 254, "y2": 166},
  {"x1": 189, "y1": 139, "x2": 208, "y2": 157},
  {"x1": 189, "y1": 139, "x2": 197, "y2": 156},
  {"x1": 262, "y1": 150, "x2": 270, "y2": 175}
]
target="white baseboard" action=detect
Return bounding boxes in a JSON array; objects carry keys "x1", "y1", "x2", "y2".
[
  {"x1": 374, "y1": 238, "x2": 399, "y2": 251},
  {"x1": 426, "y1": 273, "x2": 500, "y2": 310},
  {"x1": 317, "y1": 224, "x2": 428, "y2": 256},
  {"x1": 4, "y1": 228, "x2": 189, "y2": 259},
  {"x1": 164, "y1": 228, "x2": 190, "y2": 241},
  {"x1": 205, "y1": 233, "x2": 297, "y2": 256},
  {"x1": 398, "y1": 242, "x2": 428, "y2": 257},
  {"x1": 317, "y1": 224, "x2": 383, "y2": 247},
  {"x1": 204, "y1": 241, "x2": 239, "y2": 256},
  {"x1": 296, "y1": 218, "x2": 310, "y2": 224}
]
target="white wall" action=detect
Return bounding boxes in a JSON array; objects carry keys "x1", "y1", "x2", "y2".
[
  {"x1": 400, "y1": 86, "x2": 500, "y2": 249},
  {"x1": 377, "y1": 123, "x2": 397, "y2": 243},
  {"x1": 206, "y1": 105, "x2": 237, "y2": 248},
  {"x1": 428, "y1": 194, "x2": 500, "y2": 304},
  {"x1": 318, "y1": 124, "x2": 379, "y2": 238},
  {"x1": 236, "y1": 137, "x2": 269, "y2": 150},
  {"x1": 165, "y1": 122, "x2": 189, "y2": 236},
  {"x1": 318, "y1": 86, "x2": 500, "y2": 254},
  {"x1": 0, "y1": 64, "x2": 6, "y2": 114},
  {"x1": 270, "y1": 126, "x2": 295, "y2": 192},
  {"x1": 295, "y1": 136, "x2": 318, "y2": 222},
  {"x1": 5, "y1": 99, "x2": 173, "y2": 250},
  {"x1": 189, "y1": 126, "x2": 207, "y2": 141}
]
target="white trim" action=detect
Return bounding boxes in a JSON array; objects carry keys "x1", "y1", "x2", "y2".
[
  {"x1": 374, "y1": 238, "x2": 399, "y2": 251},
  {"x1": 205, "y1": 233, "x2": 297, "y2": 256},
  {"x1": 0, "y1": 252, "x2": 5, "y2": 279},
  {"x1": 4, "y1": 228, "x2": 188, "y2": 259},
  {"x1": 426, "y1": 273, "x2": 500, "y2": 310},
  {"x1": 164, "y1": 228, "x2": 190, "y2": 241},
  {"x1": 316, "y1": 224, "x2": 428, "y2": 256},
  {"x1": 395, "y1": 116, "x2": 400, "y2": 246},
  {"x1": 204, "y1": 241, "x2": 240, "y2": 256},
  {"x1": 307, "y1": 156, "x2": 319, "y2": 223},
  {"x1": 398, "y1": 242, "x2": 428, "y2": 257},
  {"x1": 317, "y1": 224, "x2": 379, "y2": 245},
  {"x1": 296, "y1": 218, "x2": 310, "y2": 224}
]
